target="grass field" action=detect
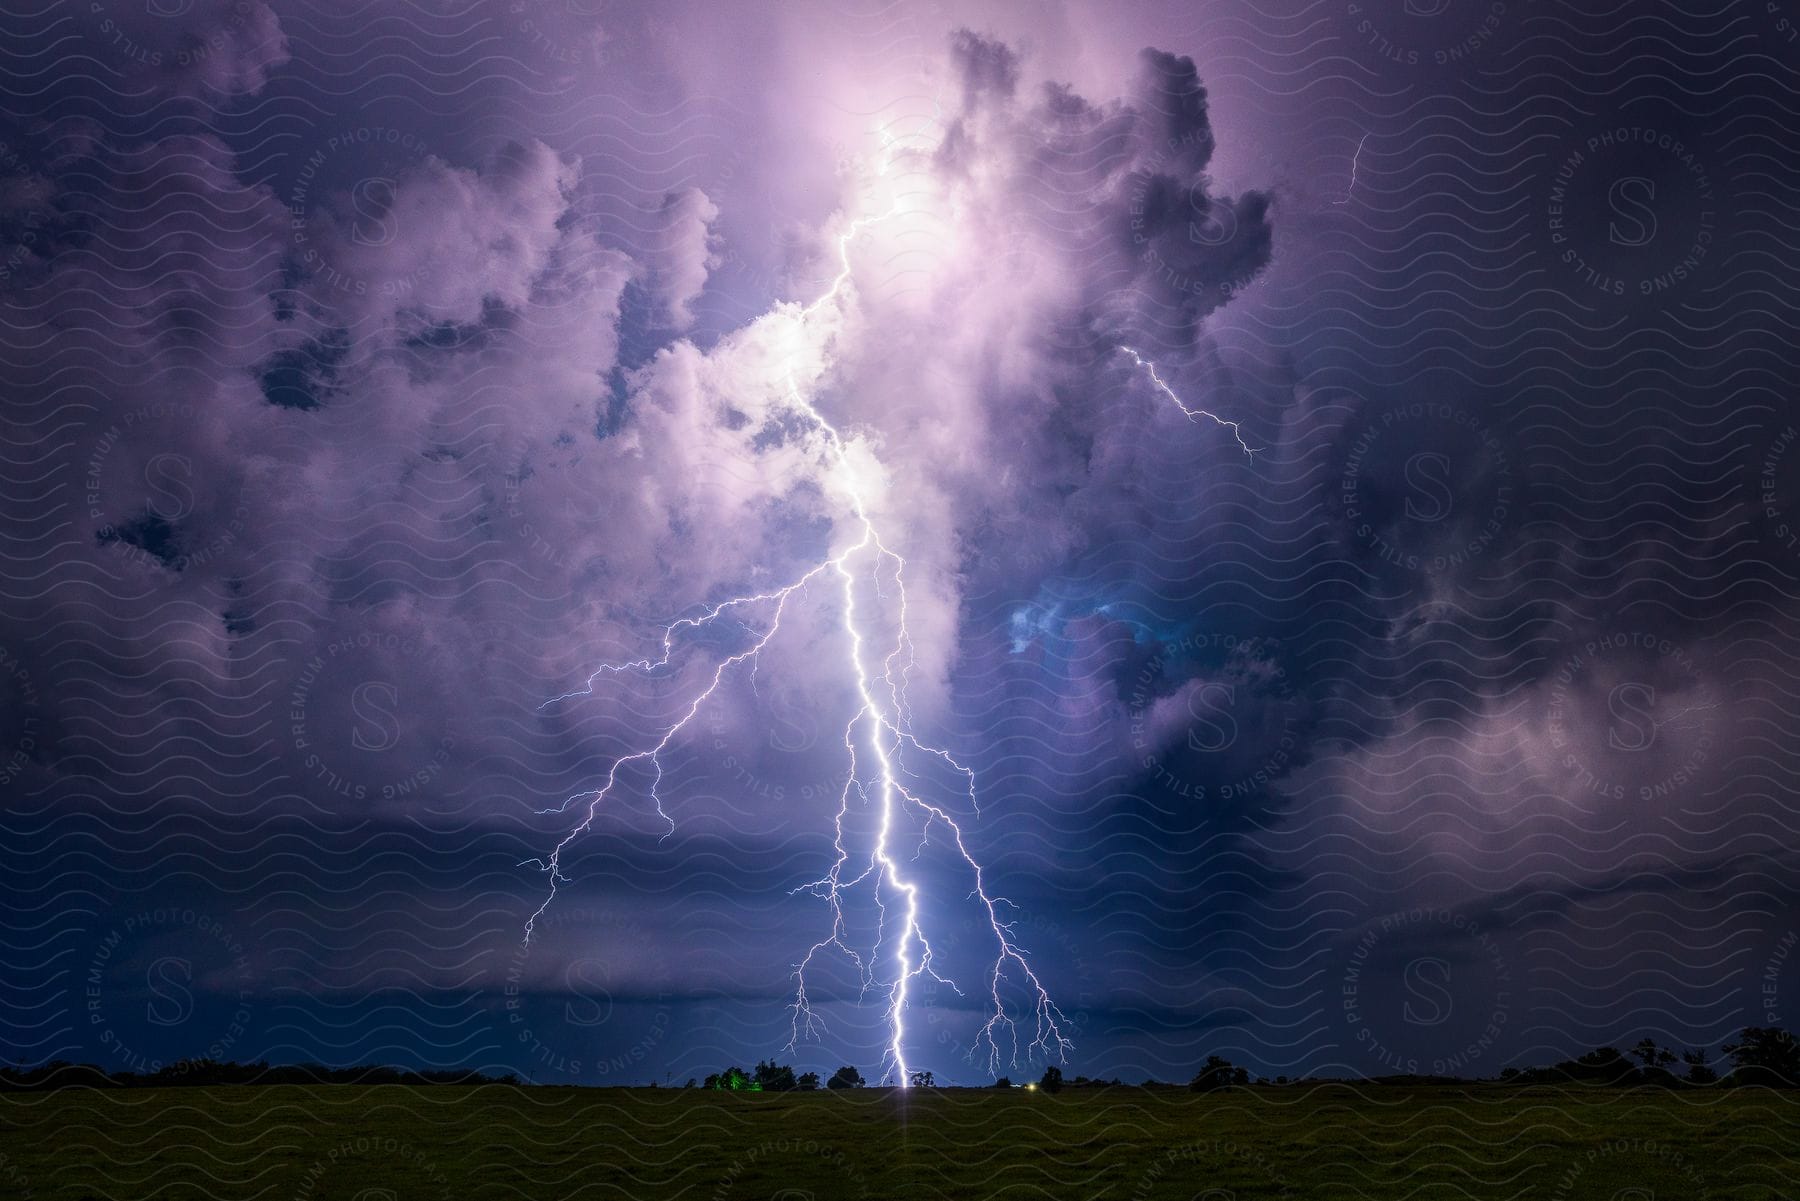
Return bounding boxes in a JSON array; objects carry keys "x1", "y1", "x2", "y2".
[{"x1": 1, "y1": 1083, "x2": 1795, "y2": 1199}]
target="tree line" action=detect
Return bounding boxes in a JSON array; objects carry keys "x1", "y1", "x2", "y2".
[
  {"x1": 693, "y1": 1027, "x2": 1800, "y2": 1093},
  {"x1": 0, "y1": 1059, "x2": 522, "y2": 1091},
  {"x1": 7, "y1": 1026, "x2": 1797, "y2": 1092}
]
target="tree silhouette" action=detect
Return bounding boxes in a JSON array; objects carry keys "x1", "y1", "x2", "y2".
[
  {"x1": 1632, "y1": 1039, "x2": 1676, "y2": 1072},
  {"x1": 1038, "y1": 1066, "x2": 1063, "y2": 1094},
  {"x1": 1189, "y1": 1055, "x2": 1249, "y2": 1092},
  {"x1": 826, "y1": 1065, "x2": 865, "y2": 1090},
  {"x1": 908, "y1": 1070, "x2": 935, "y2": 1088},
  {"x1": 754, "y1": 1059, "x2": 797, "y2": 1091},
  {"x1": 1566, "y1": 1047, "x2": 1635, "y2": 1084},
  {"x1": 1723, "y1": 1027, "x2": 1800, "y2": 1087},
  {"x1": 797, "y1": 1071, "x2": 820, "y2": 1090},
  {"x1": 1681, "y1": 1049, "x2": 1716, "y2": 1085}
]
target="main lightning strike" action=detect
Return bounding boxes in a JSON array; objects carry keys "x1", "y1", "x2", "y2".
[
  {"x1": 527, "y1": 131, "x2": 1254, "y2": 1084},
  {"x1": 523, "y1": 134, "x2": 1072, "y2": 1085}
]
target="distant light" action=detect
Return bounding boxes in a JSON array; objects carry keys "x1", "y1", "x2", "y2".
[{"x1": 1025, "y1": 1083, "x2": 1037, "y2": 1092}]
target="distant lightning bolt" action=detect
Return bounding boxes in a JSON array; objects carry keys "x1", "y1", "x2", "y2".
[
  {"x1": 1333, "y1": 132, "x2": 1368, "y2": 206},
  {"x1": 527, "y1": 130, "x2": 1073, "y2": 1085},
  {"x1": 1118, "y1": 346, "x2": 1259, "y2": 457}
]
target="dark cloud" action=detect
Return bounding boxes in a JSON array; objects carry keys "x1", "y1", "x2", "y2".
[
  {"x1": 950, "y1": 28, "x2": 1021, "y2": 109},
  {"x1": 82, "y1": 0, "x2": 290, "y2": 99}
]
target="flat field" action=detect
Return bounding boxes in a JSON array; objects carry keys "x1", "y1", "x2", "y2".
[{"x1": 0, "y1": 1083, "x2": 1793, "y2": 1199}]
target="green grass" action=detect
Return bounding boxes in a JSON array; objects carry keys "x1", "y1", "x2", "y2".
[{"x1": 0, "y1": 1083, "x2": 1794, "y2": 1199}]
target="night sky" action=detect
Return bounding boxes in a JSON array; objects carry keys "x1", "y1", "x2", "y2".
[{"x1": 3, "y1": 0, "x2": 1799, "y2": 1089}]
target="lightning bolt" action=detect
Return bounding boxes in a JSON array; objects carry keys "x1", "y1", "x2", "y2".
[
  {"x1": 526, "y1": 131, "x2": 1075, "y2": 1085},
  {"x1": 1333, "y1": 131, "x2": 1368, "y2": 206},
  {"x1": 1118, "y1": 346, "x2": 1259, "y2": 457}
]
